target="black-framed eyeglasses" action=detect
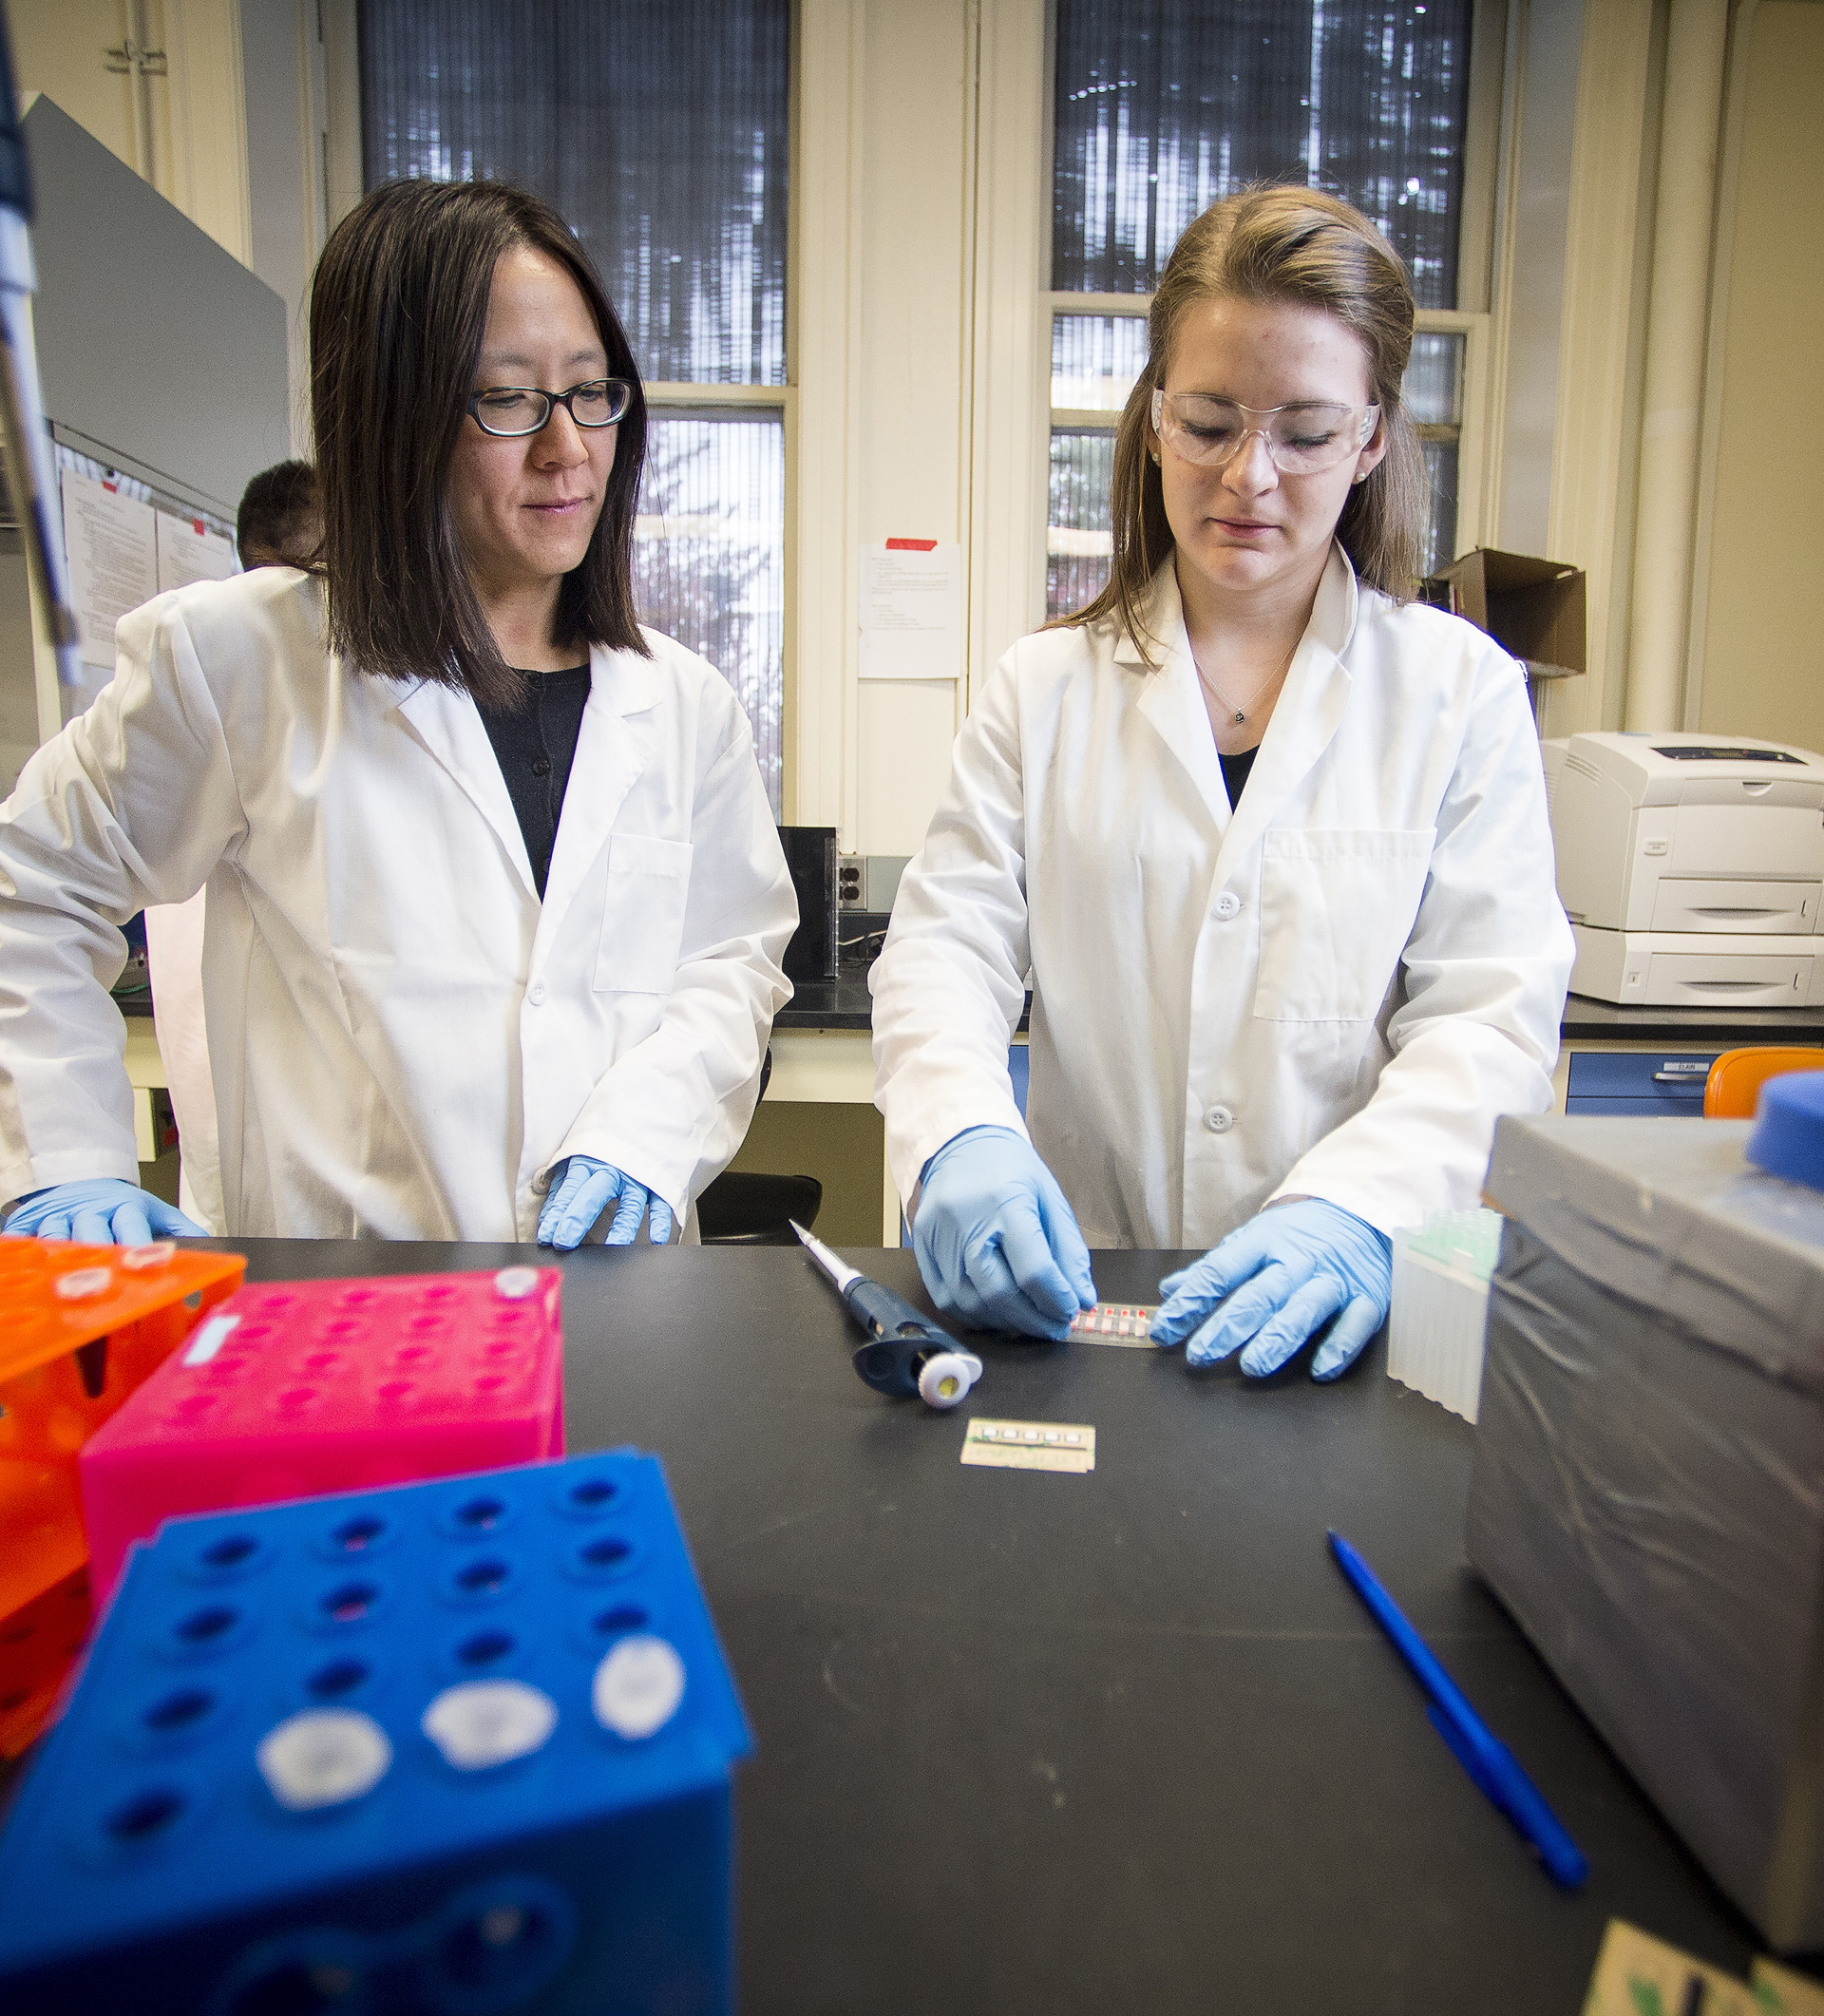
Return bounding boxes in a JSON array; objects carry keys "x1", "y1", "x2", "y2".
[{"x1": 466, "y1": 378, "x2": 634, "y2": 439}]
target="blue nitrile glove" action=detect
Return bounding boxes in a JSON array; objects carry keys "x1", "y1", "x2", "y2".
[
  {"x1": 538, "y1": 1155, "x2": 675, "y2": 1250},
  {"x1": 1149, "y1": 1198, "x2": 1392, "y2": 1380},
  {"x1": 3, "y1": 1180, "x2": 206, "y2": 1246},
  {"x1": 912, "y1": 1125, "x2": 1096, "y2": 1340}
]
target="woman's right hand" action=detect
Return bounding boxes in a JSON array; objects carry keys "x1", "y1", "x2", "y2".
[
  {"x1": 3, "y1": 1180, "x2": 206, "y2": 1246},
  {"x1": 912, "y1": 1126, "x2": 1096, "y2": 1339}
]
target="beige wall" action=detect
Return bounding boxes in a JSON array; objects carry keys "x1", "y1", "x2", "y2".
[
  {"x1": 849, "y1": 0, "x2": 977, "y2": 855},
  {"x1": 1694, "y1": 0, "x2": 1824, "y2": 748},
  {"x1": 11, "y1": 0, "x2": 251, "y2": 263},
  {"x1": 10, "y1": 0, "x2": 141, "y2": 170},
  {"x1": 1532, "y1": 0, "x2": 1659, "y2": 740},
  {"x1": 789, "y1": 0, "x2": 1050, "y2": 856}
]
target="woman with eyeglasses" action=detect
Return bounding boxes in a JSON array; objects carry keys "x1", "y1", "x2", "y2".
[
  {"x1": 872, "y1": 186, "x2": 1572, "y2": 1379},
  {"x1": 0, "y1": 180, "x2": 795, "y2": 1246}
]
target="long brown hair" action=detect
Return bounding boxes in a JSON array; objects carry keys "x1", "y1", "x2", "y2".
[
  {"x1": 310, "y1": 179, "x2": 650, "y2": 710},
  {"x1": 1066, "y1": 184, "x2": 1427, "y2": 662}
]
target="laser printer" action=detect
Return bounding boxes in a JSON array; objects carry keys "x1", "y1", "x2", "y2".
[{"x1": 1543, "y1": 731, "x2": 1824, "y2": 1005}]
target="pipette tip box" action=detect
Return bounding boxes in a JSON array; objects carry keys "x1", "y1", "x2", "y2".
[
  {"x1": 79, "y1": 1265, "x2": 565, "y2": 1604},
  {"x1": 0, "y1": 1451, "x2": 751, "y2": 2015},
  {"x1": 1386, "y1": 1208, "x2": 1503, "y2": 1424}
]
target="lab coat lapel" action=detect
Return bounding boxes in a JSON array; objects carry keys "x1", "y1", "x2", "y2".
[
  {"x1": 1213, "y1": 546, "x2": 1359, "y2": 879},
  {"x1": 534, "y1": 644, "x2": 661, "y2": 956},
  {"x1": 1129, "y1": 570, "x2": 1232, "y2": 837},
  {"x1": 395, "y1": 677, "x2": 536, "y2": 900}
]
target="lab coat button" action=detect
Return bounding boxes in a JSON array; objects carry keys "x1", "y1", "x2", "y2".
[
  {"x1": 1213, "y1": 892, "x2": 1242, "y2": 921},
  {"x1": 1205, "y1": 1104, "x2": 1234, "y2": 1134},
  {"x1": 527, "y1": 980, "x2": 547, "y2": 1007}
]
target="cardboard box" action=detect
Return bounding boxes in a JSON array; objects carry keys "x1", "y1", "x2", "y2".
[
  {"x1": 1470, "y1": 1114, "x2": 1824, "y2": 1949},
  {"x1": 1425, "y1": 547, "x2": 1586, "y2": 682}
]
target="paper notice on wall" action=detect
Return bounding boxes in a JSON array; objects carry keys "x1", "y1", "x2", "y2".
[
  {"x1": 859, "y1": 540, "x2": 962, "y2": 681},
  {"x1": 61, "y1": 471, "x2": 158, "y2": 668},
  {"x1": 156, "y1": 510, "x2": 238, "y2": 593}
]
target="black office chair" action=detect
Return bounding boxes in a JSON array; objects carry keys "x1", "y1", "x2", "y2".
[{"x1": 695, "y1": 1170, "x2": 823, "y2": 1246}]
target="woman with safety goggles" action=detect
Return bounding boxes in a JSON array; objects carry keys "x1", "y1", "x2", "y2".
[
  {"x1": 0, "y1": 180, "x2": 795, "y2": 1248},
  {"x1": 871, "y1": 184, "x2": 1572, "y2": 1379}
]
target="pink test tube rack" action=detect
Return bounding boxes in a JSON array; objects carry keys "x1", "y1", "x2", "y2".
[{"x1": 79, "y1": 1266, "x2": 564, "y2": 1605}]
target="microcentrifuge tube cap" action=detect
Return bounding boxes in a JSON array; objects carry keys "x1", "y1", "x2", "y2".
[
  {"x1": 422, "y1": 1680, "x2": 558, "y2": 1771},
  {"x1": 592, "y1": 1634, "x2": 686, "y2": 1740},
  {"x1": 918, "y1": 1351, "x2": 982, "y2": 1411},
  {"x1": 119, "y1": 1241, "x2": 177, "y2": 1270},
  {"x1": 494, "y1": 1266, "x2": 541, "y2": 1301},
  {"x1": 54, "y1": 1266, "x2": 112, "y2": 1302},
  {"x1": 256, "y1": 1708, "x2": 392, "y2": 1811}
]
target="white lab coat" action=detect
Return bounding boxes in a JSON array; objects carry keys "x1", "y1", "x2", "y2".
[
  {"x1": 871, "y1": 546, "x2": 1574, "y2": 1248},
  {"x1": 142, "y1": 889, "x2": 222, "y2": 1231},
  {"x1": 0, "y1": 567, "x2": 796, "y2": 1240}
]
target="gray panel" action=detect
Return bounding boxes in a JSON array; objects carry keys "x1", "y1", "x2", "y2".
[
  {"x1": 0, "y1": 531, "x2": 35, "y2": 792},
  {"x1": 23, "y1": 97, "x2": 289, "y2": 518}
]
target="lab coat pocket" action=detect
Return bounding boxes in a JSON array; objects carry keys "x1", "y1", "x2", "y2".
[
  {"x1": 1253, "y1": 828, "x2": 1436, "y2": 1021},
  {"x1": 594, "y1": 833, "x2": 694, "y2": 995}
]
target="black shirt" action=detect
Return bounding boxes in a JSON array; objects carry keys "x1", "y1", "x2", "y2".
[
  {"x1": 1219, "y1": 744, "x2": 1259, "y2": 810},
  {"x1": 479, "y1": 665, "x2": 592, "y2": 898}
]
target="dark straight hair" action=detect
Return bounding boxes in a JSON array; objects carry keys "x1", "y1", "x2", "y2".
[{"x1": 310, "y1": 179, "x2": 650, "y2": 710}]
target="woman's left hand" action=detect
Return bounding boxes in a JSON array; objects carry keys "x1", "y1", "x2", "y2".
[
  {"x1": 1149, "y1": 1198, "x2": 1392, "y2": 1379},
  {"x1": 538, "y1": 1156, "x2": 675, "y2": 1249}
]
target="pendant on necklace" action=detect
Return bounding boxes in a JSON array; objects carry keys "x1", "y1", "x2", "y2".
[{"x1": 1234, "y1": 710, "x2": 1245, "y2": 724}]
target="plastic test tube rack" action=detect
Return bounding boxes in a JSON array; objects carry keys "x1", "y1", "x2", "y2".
[
  {"x1": 0, "y1": 1567, "x2": 92, "y2": 1760},
  {"x1": 1068, "y1": 1303, "x2": 1160, "y2": 1346},
  {"x1": 0, "y1": 1238, "x2": 246, "y2": 1624},
  {"x1": 0, "y1": 1453, "x2": 751, "y2": 2016},
  {"x1": 80, "y1": 1266, "x2": 566, "y2": 1605}
]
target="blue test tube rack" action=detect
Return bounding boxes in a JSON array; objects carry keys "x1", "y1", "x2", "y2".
[{"x1": 0, "y1": 1452, "x2": 750, "y2": 2015}]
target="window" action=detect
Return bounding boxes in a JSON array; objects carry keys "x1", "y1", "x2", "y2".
[
  {"x1": 1045, "y1": 0, "x2": 1483, "y2": 618},
  {"x1": 358, "y1": 0, "x2": 790, "y2": 809}
]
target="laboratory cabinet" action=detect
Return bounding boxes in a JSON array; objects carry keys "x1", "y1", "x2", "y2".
[
  {"x1": 1553, "y1": 1000, "x2": 1824, "y2": 1119},
  {"x1": 1562, "y1": 1050, "x2": 1717, "y2": 1115}
]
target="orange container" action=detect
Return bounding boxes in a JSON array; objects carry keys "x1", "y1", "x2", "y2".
[
  {"x1": 0, "y1": 1240, "x2": 246, "y2": 1624},
  {"x1": 0, "y1": 1567, "x2": 91, "y2": 1759}
]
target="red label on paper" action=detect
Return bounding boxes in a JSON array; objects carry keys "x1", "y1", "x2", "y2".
[{"x1": 884, "y1": 538, "x2": 939, "y2": 552}]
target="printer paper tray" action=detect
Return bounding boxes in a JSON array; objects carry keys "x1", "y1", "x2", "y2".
[{"x1": 1569, "y1": 925, "x2": 1824, "y2": 1006}]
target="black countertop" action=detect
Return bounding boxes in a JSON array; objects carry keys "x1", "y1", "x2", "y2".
[
  {"x1": 11, "y1": 1239, "x2": 1776, "y2": 2012},
  {"x1": 1560, "y1": 998, "x2": 1824, "y2": 1043},
  {"x1": 777, "y1": 966, "x2": 1824, "y2": 1046},
  {"x1": 772, "y1": 968, "x2": 877, "y2": 1031}
]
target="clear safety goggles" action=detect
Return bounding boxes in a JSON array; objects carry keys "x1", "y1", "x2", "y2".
[{"x1": 1150, "y1": 388, "x2": 1379, "y2": 475}]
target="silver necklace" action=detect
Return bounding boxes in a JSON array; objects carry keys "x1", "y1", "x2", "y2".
[{"x1": 1190, "y1": 637, "x2": 1300, "y2": 726}]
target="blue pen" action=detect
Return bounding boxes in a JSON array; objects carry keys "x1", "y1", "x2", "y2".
[{"x1": 1327, "y1": 1529, "x2": 1588, "y2": 1890}]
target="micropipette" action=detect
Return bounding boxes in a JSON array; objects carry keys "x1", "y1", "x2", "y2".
[
  {"x1": 790, "y1": 1220, "x2": 983, "y2": 1411},
  {"x1": 0, "y1": 14, "x2": 85, "y2": 689}
]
